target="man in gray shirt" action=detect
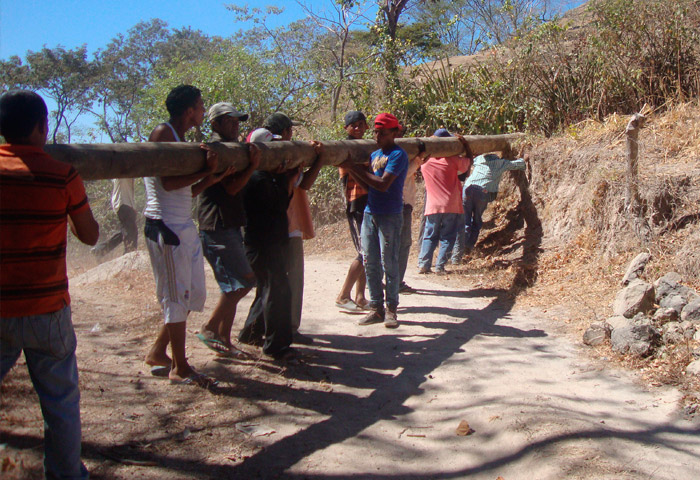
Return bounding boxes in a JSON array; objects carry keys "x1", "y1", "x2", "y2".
[{"x1": 459, "y1": 153, "x2": 527, "y2": 259}]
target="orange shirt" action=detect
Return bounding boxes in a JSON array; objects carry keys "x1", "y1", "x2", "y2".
[
  {"x1": 338, "y1": 167, "x2": 368, "y2": 203},
  {"x1": 287, "y1": 187, "x2": 315, "y2": 240},
  {"x1": 0, "y1": 144, "x2": 89, "y2": 317}
]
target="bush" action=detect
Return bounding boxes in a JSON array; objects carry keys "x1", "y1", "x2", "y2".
[{"x1": 394, "y1": 0, "x2": 700, "y2": 136}]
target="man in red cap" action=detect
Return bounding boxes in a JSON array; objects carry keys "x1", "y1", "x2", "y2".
[{"x1": 341, "y1": 113, "x2": 408, "y2": 328}]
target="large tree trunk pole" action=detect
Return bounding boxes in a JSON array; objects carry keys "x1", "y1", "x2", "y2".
[
  {"x1": 44, "y1": 134, "x2": 523, "y2": 180},
  {"x1": 45, "y1": 134, "x2": 521, "y2": 180},
  {"x1": 625, "y1": 113, "x2": 646, "y2": 214}
]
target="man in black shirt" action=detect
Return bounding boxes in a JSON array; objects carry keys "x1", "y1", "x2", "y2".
[
  {"x1": 237, "y1": 154, "x2": 300, "y2": 359},
  {"x1": 197, "y1": 102, "x2": 259, "y2": 356}
]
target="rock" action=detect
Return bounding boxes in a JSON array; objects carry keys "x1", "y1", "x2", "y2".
[
  {"x1": 686, "y1": 360, "x2": 700, "y2": 376},
  {"x1": 71, "y1": 251, "x2": 151, "y2": 286},
  {"x1": 652, "y1": 307, "x2": 678, "y2": 324},
  {"x1": 654, "y1": 272, "x2": 699, "y2": 304},
  {"x1": 632, "y1": 312, "x2": 652, "y2": 325},
  {"x1": 583, "y1": 322, "x2": 610, "y2": 346},
  {"x1": 611, "y1": 323, "x2": 659, "y2": 356},
  {"x1": 622, "y1": 253, "x2": 652, "y2": 286},
  {"x1": 696, "y1": 330, "x2": 700, "y2": 342},
  {"x1": 680, "y1": 321, "x2": 696, "y2": 339},
  {"x1": 654, "y1": 272, "x2": 683, "y2": 302},
  {"x1": 607, "y1": 315, "x2": 631, "y2": 331},
  {"x1": 612, "y1": 280, "x2": 655, "y2": 318},
  {"x1": 660, "y1": 294, "x2": 687, "y2": 314},
  {"x1": 681, "y1": 298, "x2": 700, "y2": 324},
  {"x1": 662, "y1": 322, "x2": 684, "y2": 345}
]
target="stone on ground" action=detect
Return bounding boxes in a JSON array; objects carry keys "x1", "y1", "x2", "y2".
[
  {"x1": 611, "y1": 323, "x2": 659, "y2": 356},
  {"x1": 612, "y1": 280, "x2": 655, "y2": 318},
  {"x1": 622, "y1": 252, "x2": 651, "y2": 286}
]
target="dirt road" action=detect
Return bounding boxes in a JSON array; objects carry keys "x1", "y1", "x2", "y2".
[{"x1": 2, "y1": 253, "x2": 699, "y2": 479}]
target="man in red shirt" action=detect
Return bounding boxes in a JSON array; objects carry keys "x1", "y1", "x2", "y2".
[
  {"x1": 0, "y1": 90, "x2": 99, "y2": 479},
  {"x1": 418, "y1": 129, "x2": 473, "y2": 274}
]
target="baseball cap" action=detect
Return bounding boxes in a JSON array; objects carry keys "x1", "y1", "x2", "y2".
[
  {"x1": 248, "y1": 128, "x2": 281, "y2": 143},
  {"x1": 344, "y1": 110, "x2": 367, "y2": 127},
  {"x1": 207, "y1": 102, "x2": 249, "y2": 123},
  {"x1": 373, "y1": 113, "x2": 401, "y2": 130},
  {"x1": 263, "y1": 112, "x2": 300, "y2": 135},
  {"x1": 433, "y1": 128, "x2": 452, "y2": 137}
]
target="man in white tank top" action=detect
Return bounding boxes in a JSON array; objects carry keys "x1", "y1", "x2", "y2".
[{"x1": 143, "y1": 85, "x2": 233, "y2": 387}]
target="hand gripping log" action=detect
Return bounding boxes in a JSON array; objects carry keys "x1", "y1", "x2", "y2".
[{"x1": 44, "y1": 134, "x2": 523, "y2": 180}]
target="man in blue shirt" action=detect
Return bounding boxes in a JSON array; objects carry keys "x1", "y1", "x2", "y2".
[{"x1": 340, "y1": 113, "x2": 408, "y2": 328}]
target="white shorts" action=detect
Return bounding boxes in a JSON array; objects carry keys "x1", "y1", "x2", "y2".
[{"x1": 145, "y1": 220, "x2": 206, "y2": 324}]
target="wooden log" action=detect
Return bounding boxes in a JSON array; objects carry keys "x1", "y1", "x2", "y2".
[
  {"x1": 44, "y1": 134, "x2": 523, "y2": 180},
  {"x1": 625, "y1": 113, "x2": 646, "y2": 214}
]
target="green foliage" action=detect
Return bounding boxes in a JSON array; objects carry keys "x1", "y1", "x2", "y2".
[
  {"x1": 393, "y1": 0, "x2": 700, "y2": 136},
  {"x1": 17, "y1": 46, "x2": 98, "y2": 143}
]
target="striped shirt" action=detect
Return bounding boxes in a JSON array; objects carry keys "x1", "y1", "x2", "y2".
[
  {"x1": 0, "y1": 144, "x2": 89, "y2": 317},
  {"x1": 466, "y1": 154, "x2": 526, "y2": 193}
]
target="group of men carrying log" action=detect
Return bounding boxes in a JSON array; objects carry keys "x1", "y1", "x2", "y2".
[{"x1": 0, "y1": 86, "x2": 527, "y2": 479}]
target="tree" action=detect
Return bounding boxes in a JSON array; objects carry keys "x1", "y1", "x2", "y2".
[
  {"x1": 92, "y1": 20, "x2": 171, "y2": 142},
  {"x1": 24, "y1": 46, "x2": 96, "y2": 143},
  {"x1": 0, "y1": 56, "x2": 31, "y2": 92},
  {"x1": 412, "y1": 0, "x2": 559, "y2": 56},
  {"x1": 296, "y1": 0, "x2": 373, "y2": 121},
  {"x1": 227, "y1": 6, "x2": 325, "y2": 120}
]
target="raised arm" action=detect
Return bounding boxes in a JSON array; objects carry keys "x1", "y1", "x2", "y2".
[
  {"x1": 149, "y1": 124, "x2": 220, "y2": 194},
  {"x1": 298, "y1": 141, "x2": 324, "y2": 190},
  {"x1": 220, "y1": 144, "x2": 261, "y2": 196},
  {"x1": 342, "y1": 162, "x2": 398, "y2": 192}
]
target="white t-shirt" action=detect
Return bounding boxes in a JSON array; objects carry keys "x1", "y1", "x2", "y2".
[{"x1": 143, "y1": 123, "x2": 194, "y2": 224}]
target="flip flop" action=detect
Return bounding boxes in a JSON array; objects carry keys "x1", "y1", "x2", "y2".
[
  {"x1": 335, "y1": 299, "x2": 361, "y2": 312},
  {"x1": 169, "y1": 372, "x2": 219, "y2": 388},
  {"x1": 196, "y1": 332, "x2": 230, "y2": 354},
  {"x1": 149, "y1": 365, "x2": 171, "y2": 377},
  {"x1": 215, "y1": 344, "x2": 248, "y2": 359}
]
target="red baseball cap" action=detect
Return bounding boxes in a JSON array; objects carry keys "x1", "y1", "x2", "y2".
[{"x1": 373, "y1": 113, "x2": 401, "y2": 130}]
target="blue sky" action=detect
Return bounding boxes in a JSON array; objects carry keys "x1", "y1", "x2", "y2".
[
  {"x1": 0, "y1": 0, "x2": 337, "y2": 58},
  {"x1": 2, "y1": 0, "x2": 586, "y2": 60}
]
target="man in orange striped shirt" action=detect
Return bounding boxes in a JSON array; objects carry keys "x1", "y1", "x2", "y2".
[
  {"x1": 0, "y1": 90, "x2": 99, "y2": 480},
  {"x1": 335, "y1": 111, "x2": 370, "y2": 311}
]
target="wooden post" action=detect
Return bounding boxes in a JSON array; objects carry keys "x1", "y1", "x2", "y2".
[
  {"x1": 625, "y1": 113, "x2": 646, "y2": 215},
  {"x1": 44, "y1": 134, "x2": 523, "y2": 180}
]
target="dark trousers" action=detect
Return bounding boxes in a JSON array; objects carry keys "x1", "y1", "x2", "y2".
[
  {"x1": 463, "y1": 185, "x2": 490, "y2": 249},
  {"x1": 238, "y1": 243, "x2": 293, "y2": 356}
]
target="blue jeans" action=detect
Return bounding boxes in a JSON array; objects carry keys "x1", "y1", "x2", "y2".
[
  {"x1": 418, "y1": 213, "x2": 460, "y2": 270},
  {"x1": 463, "y1": 184, "x2": 490, "y2": 249},
  {"x1": 0, "y1": 305, "x2": 89, "y2": 480},
  {"x1": 361, "y1": 211, "x2": 403, "y2": 310},
  {"x1": 450, "y1": 213, "x2": 466, "y2": 263}
]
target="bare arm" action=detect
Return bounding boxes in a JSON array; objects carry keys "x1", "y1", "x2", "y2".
[
  {"x1": 68, "y1": 207, "x2": 99, "y2": 246},
  {"x1": 341, "y1": 161, "x2": 397, "y2": 192},
  {"x1": 149, "y1": 124, "x2": 219, "y2": 194},
  {"x1": 298, "y1": 141, "x2": 324, "y2": 190},
  {"x1": 221, "y1": 144, "x2": 261, "y2": 196}
]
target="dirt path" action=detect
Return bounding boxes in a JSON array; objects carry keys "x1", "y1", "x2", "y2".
[{"x1": 2, "y1": 253, "x2": 699, "y2": 479}]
